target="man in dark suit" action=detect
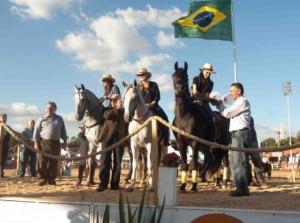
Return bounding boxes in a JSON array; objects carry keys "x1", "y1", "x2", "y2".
[{"x1": 96, "y1": 94, "x2": 129, "y2": 192}]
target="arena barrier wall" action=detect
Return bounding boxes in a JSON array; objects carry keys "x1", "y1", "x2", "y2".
[{"x1": 1, "y1": 199, "x2": 300, "y2": 223}]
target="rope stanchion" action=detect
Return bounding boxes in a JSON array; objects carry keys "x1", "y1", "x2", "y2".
[
  {"x1": 1, "y1": 117, "x2": 299, "y2": 163},
  {"x1": 152, "y1": 116, "x2": 300, "y2": 153}
]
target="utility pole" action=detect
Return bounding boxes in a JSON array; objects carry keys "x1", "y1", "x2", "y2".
[{"x1": 283, "y1": 81, "x2": 295, "y2": 182}]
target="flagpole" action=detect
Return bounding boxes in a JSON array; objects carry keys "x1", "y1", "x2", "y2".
[{"x1": 231, "y1": 0, "x2": 237, "y2": 82}]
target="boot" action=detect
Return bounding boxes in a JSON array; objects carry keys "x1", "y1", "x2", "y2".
[{"x1": 76, "y1": 165, "x2": 85, "y2": 186}]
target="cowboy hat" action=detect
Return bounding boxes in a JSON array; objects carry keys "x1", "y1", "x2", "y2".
[
  {"x1": 199, "y1": 63, "x2": 216, "y2": 74},
  {"x1": 101, "y1": 73, "x2": 116, "y2": 83},
  {"x1": 136, "y1": 68, "x2": 152, "y2": 78}
]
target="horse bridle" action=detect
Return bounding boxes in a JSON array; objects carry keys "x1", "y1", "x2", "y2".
[
  {"x1": 75, "y1": 89, "x2": 102, "y2": 128},
  {"x1": 173, "y1": 76, "x2": 193, "y2": 102},
  {"x1": 123, "y1": 85, "x2": 151, "y2": 122}
]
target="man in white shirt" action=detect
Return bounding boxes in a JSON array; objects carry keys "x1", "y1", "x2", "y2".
[{"x1": 211, "y1": 82, "x2": 251, "y2": 196}]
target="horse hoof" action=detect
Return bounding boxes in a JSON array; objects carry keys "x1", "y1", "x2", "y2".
[
  {"x1": 124, "y1": 179, "x2": 130, "y2": 184},
  {"x1": 126, "y1": 187, "x2": 134, "y2": 192},
  {"x1": 214, "y1": 183, "x2": 221, "y2": 188},
  {"x1": 191, "y1": 188, "x2": 198, "y2": 193},
  {"x1": 178, "y1": 187, "x2": 186, "y2": 193}
]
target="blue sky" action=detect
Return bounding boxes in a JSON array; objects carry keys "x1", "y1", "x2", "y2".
[{"x1": 0, "y1": 0, "x2": 299, "y2": 144}]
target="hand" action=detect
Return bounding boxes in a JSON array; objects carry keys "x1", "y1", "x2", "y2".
[
  {"x1": 149, "y1": 101, "x2": 156, "y2": 108},
  {"x1": 210, "y1": 98, "x2": 222, "y2": 106},
  {"x1": 34, "y1": 141, "x2": 41, "y2": 151}
]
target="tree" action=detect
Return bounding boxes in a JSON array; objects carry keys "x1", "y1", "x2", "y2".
[
  {"x1": 69, "y1": 135, "x2": 80, "y2": 148},
  {"x1": 296, "y1": 130, "x2": 300, "y2": 143},
  {"x1": 260, "y1": 137, "x2": 277, "y2": 147}
]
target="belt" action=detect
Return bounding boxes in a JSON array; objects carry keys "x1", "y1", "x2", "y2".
[{"x1": 231, "y1": 127, "x2": 249, "y2": 134}]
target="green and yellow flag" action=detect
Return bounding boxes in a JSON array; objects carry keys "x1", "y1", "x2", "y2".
[{"x1": 172, "y1": 0, "x2": 232, "y2": 41}]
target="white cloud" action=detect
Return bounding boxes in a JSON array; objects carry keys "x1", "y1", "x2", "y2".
[
  {"x1": 55, "y1": 6, "x2": 181, "y2": 74},
  {"x1": 9, "y1": 0, "x2": 81, "y2": 20},
  {"x1": 115, "y1": 5, "x2": 184, "y2": 28},
  {"x1": 152, "y1": 73, "x2": 172, "y2": 92},
  {"x1": 0, "y1": 103, "x2": 79, "y2": 137},
  {"x1": 155, "y1": 31, "x2": 185, "y2": 48}
]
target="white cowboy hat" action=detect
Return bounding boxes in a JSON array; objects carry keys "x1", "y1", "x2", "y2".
[
  {"x1": 101, "y1": 73, "x2": 116, "y2": 83},
  {"x1": 136, "y1": 68, "x2": 152, "y2": 78},
  {"x1": 199, "y1": 63, "x2": 216, "y2": 74}
]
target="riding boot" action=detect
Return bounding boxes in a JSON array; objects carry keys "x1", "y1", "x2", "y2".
[{"x1": 76, "y1": 165, "x2": 85, "y2": 186}]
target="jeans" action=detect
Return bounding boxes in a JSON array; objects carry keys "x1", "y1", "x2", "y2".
[
  {"x1": 20, "y1": 148, "x2": 37, "y2": 177},
  {"x1": 230, "y1": 130, "x2": 251, "y2": 193}
]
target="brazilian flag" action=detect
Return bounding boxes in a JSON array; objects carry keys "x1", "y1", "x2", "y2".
[{"x1": 172, "y1": 0, "x2": 232, "y2": 41}]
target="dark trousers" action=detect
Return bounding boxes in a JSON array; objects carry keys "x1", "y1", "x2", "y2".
[
  {"x1": 99, "y1": 135, "x2": 124, "y2": 188},
  {"x1": 38, "y1": 139, "x2": 60, "y2": 182},
  {"x1": 20, "y1": 148, "x2": 37, "y2": 177}
]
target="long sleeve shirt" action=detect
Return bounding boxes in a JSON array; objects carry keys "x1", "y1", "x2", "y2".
[
  {"x1": 217, "y1": 96, "x2": 251, "y2": 132},
  {"x1": 33, "y1": 114, "x2": 68, "y2": 142},
  {"x1": 21, "y1": 127, "x2": 34, "y2": 148}
]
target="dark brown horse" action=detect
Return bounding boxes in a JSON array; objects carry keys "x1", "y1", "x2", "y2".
[{"x1": 172, "y1": 61, "x2": 229, "y2": 192}]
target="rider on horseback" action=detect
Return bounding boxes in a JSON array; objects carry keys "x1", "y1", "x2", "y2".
[
  {"x1": 136, "y1": 68, "x2": 170, "y2": 148},
  {"x1": 192, "y1": 63, "x2": 216, "y2": 141}
]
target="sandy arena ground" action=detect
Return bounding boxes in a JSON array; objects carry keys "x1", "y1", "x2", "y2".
[{"x1": 1, "y1": 168, "x2": 300, "y2": 211}]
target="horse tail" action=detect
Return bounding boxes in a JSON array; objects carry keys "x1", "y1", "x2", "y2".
[{"x1": 208, "y1": 149, "x2": 226, "y2": 176}]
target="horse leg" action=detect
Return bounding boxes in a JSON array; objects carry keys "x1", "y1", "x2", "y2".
[
  {"x1": 190, "y1": 148, "x2": 199, "y2": 192},
  {"x1": 199, "y1": 145, "x2": 214, "y2": 175},
  {"x1": 214, "y1": 171, "x2": 222, "y2": 188},
  {"x1": 86, "y1": 157, "x2": 96, "y2": 186},
  {"x1": 179, "y1": 146, "x2": 188, "y2": 192},
  {"x1": 124, "y1": 146, "x2": 133, "y2": 183},
  {"x1": 222, "y1": 155, "x2": 230, "y2": 189},
  {"x1": 86, "y1": 146, "x2": 97, "y2": 186},
  {"x1": 126, "y1": 143, "x2": 139, "y2": 192},
  {"x1": 146, "y1": 143, "x2": 153, "y2": 192}
]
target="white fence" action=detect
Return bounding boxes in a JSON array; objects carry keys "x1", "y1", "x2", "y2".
[{"x1": 1, "y1": 199, "x2": 300, "y2": 223}]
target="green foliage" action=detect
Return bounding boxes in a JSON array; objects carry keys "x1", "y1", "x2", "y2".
[
  {"x1": 260, "y1": 137, "x2": 277, "y2": 147},
  {"x1": 97, "y1": 187, "x2": 165, "y2": 223},
  {"x1": 69, "y1": 135, "x2": 80, "y2": 147}
]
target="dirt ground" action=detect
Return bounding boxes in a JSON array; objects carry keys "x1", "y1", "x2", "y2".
[{"x1": 1, "y1": 168, "x2": 300, "y2": 211}]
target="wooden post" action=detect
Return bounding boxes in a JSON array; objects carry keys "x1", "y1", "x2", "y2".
[
  {"x1": 0, "y1": 124, "x2": 4, "y2": 179},
  {"x1": 17, "y1": 144, "x2": 21, "y2": 175},
  {"x1": 151, "y1": 117, "x2": 158, "y2": 205}
]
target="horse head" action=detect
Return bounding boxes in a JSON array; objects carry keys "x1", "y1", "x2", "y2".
[
  {"x1": 74, "y1": 84, "x2": 87, "y2": 121},
  {"x1": 122, "y1": 80, "x2": 144, "y2": 123},
  {"x1": 172, "y1": 61, "x2": 189, "y2": 96}
]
